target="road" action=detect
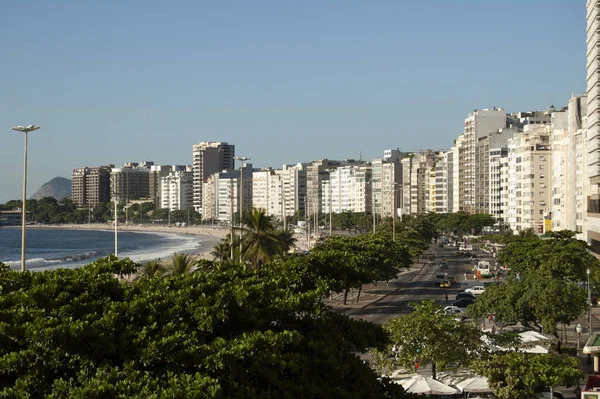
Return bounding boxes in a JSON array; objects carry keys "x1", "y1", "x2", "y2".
[{"x1": 342, "y1": 244, "x2": 494, "y2": 324}]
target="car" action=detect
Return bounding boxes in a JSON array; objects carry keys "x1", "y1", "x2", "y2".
[
  {"x1": 440, "y1": 280, "x2": 451, "y2": 288},
  {"x1": 456, "y1": 292, "x2": 476, "y2": 301},
  {"x1": 447, "y1": 276, "x2": 457, "y2": 284},
  {"x1": 465, "y1": 286, "x2": 486, "y2": 296},
  {"x1": 452, "y1": 298, "x2": 475, "y2": 309},
  {"x1": 435, "y1": 274, "x2": 446, "y2": 283},
  {"x1": 443, "y1": 306, "x2": 464, "y2": 315}
]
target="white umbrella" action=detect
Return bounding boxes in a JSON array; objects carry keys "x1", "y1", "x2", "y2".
[
  {"x1": 398, "y1": 375, "x2": 459, "y2": 395},
  {"x1": 438, "y1": 371, "x2": 492, "y2": 394}
]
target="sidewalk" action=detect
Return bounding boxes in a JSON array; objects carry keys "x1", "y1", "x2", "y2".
[{"x1": 322, "y1": 263, "x2": 425, "y2": 310}]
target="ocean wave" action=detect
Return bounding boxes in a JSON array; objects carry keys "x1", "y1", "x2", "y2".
[
  {"x1": 4, "y1": 251, "x2": 105, "y2": 270},
  {"x1": 2, "y1": 231, "x2": 211, "y2": 272}
]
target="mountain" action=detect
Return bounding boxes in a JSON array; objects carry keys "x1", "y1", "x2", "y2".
[{"x1": 31, "y1": 177, "x2": 71, "y2": 201}]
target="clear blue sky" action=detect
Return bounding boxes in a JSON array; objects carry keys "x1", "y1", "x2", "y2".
[{"x1": 0, "y1": 1, "x2": 585, "y2": 203}]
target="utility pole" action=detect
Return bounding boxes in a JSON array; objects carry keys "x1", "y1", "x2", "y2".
[{"x1": 230, "y1": 179, "x2": 235, "y2": 261}]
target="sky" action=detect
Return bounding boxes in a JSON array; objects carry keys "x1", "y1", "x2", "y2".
[{"x1": 0, "y1": 0, "x2": 586, "y2": 203}]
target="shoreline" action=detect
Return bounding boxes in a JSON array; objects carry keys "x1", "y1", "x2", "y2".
[{"x1": 5, "y1": 224, "x2": 232, "y2": 268}]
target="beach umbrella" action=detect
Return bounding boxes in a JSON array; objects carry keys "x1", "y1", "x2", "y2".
[
  {"x1": 398, "y1": 375, "x2": 459, "y2": 395},
  {"x1": 438, "y1": 371, "x2": 492, "y2": 394}
]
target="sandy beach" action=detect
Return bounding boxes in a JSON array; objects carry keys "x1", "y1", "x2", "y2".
[{"x1": 26, "y1": 223, "x2": 231, "y2": 262}]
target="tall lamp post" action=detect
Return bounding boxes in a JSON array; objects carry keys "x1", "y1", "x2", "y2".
[
  {"x1": 11, "y1": 125, "x2": 41, "y2": 272},
  {"x1": 588, "y1": 268, "x2": 593, "y2": 338},
  {"x1": 234, "y1": 156, "x2": 250, "y2": 263},
  {"x1": 577, "y1": 323, "x2": 583, "y2": 352}
]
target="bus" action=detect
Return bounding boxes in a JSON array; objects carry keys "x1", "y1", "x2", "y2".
[{"x1": 476, "y1": 261, "x2": 491, "y2": 278}]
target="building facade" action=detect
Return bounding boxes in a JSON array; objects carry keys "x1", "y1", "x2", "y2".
[
  {"x1": 160, "y1": 165, "x2": 193, "y2": 211},
  {"x1": 71, "y1": 165, "x2": 113, "y2": 207},
  {"x1": 192, "y1": 141, "x2": 235, "y2": 215}
]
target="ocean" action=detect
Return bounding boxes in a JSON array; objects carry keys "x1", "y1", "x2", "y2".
[{"x1": 0, "y1": 228, "x2": 207, "y2": 271}]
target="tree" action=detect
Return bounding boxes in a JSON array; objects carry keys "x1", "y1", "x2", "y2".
[
  {"x1": 0, "y1": 258, "x2": 413, "y2": 398},
  {"x1": 309, "y1": 234, "x2": 410, "y2": 305},
  {"x1": 211, "y1": 240, "x2": 231, "y2": 261},
  {"x1": 240, "y1": 208, "x2": 285, "y2": 268},
  {"x1": 472, "y1": 352, "x2": 582, "y2": 399},
  {"x1": 138, "y1": 260, "x2": 167, "y2": 278},
  {"x1": 169, "y1": 253, "x2": 195, "y2": 275},
  {"x1": 375, "y1": 300, "x2": 482, "y2": 379}
]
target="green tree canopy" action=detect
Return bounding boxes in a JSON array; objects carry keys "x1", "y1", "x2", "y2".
[
  {"x1": 472, "y1": 352, "x2": 582, "y2": 399},
  {"x1": 0, "y1": 257, "x2": 411, "y2": 398}
]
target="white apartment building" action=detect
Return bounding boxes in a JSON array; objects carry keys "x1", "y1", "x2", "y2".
[
  {"x1": 550, "y1": 96, "x2": 587, "y2": 237},
  {"x1": 474, "y1": 127, "x2": 517, "y2": 218},
  {"x1": 586, "y1": 0, "x2": 600, "y2": 254},
  {"x1": 322, "y1": 165, "x2": 372, "y2": 214},
  {"x1": 434, "y1": 153, "x2": 446, "y2": 213},
  {"x1": 506, "y1": 126, "x2": 551, "y2": 232},
  {"x1": 460, "y1": 108, "x2": 507, "y2": 213},
  {"x1": 192, "y1": 141, "x2": 235, "y2": 215},
  {"x1": 278, "y1": 163, "x2": 307, "y2": 217},
  {"x1": 401, "y1": 151, "x2": 437, "y2": 215},
  {"x1": 252, "y1": 169, "x2": 286, "y2": 219},
  {"x1": 451, "y1": 134, "x2": 466, "y2": 213},
  {"x1": 372, "y1": 149, "x2": 403, "y2": 219},
  {"x1": 201, "y1": 165, "x2": 252, "y2": 223},
  {"x1": 444, "y1": 151, "x2": 453, "y2": 213},
  {"x1": 160, "y1": 165, "x2": 193, "y2": 211}
]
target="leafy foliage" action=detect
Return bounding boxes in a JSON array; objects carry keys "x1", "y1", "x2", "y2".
[
  {"x1": 0, "y1": 257, "x2": 411, "y2": 398},
  {"x1": 472, "y1": 352, "x2": 582, "y2": 399},
  {"x1": 376, "y1": 300, "x2": 482, "y2": 379}
]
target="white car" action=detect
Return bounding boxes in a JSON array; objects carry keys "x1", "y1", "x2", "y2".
[
  {"x1": 443, "y1": 306, "x2": 464, "y2": 315},
  {"x1": 465, "y1": 286, "x2": 485, "y2": 296},
  {"x1": 443, "y1": 306, "x2": 466, "y2": 321}
]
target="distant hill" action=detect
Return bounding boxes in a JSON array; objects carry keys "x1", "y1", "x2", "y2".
[{"x1": 31, "y1": 177, "x2": 71, "y2": 201}]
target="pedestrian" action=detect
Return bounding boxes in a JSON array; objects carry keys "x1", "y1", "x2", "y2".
[
  {"x1": 464, "y1": 272, "x2": 467, "y2": 281},
  {"x1": 474, "y1": 273, "x2": 477, "y2": 281},
  {"x1": 445, "y1": 293, "x2": 448, "y2": 304}
]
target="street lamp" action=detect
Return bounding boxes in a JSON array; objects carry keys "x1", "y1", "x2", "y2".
[
  {"x1": 576, "y1": 323, "x2": 583, "y2": 352},
  {"x1": 588, "y1": 268, "x2": 592, "y2": 338},
  {"x1": 234, "y1": 156, "x2": 250, "y2": 263},
  {"x1": 11, "y1": 125, "x2": 41, "y2": 272}
]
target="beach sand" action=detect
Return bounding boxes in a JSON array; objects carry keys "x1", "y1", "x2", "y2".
[{"x1": 27, "y1": 223, "x2": 231, "y2": 264}]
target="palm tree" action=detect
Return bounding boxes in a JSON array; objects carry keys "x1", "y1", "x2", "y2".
[
  {"x1": 170, "y1": 253, "x2": 195, "y2": 275},
  {"x1": 240, "y1": 208, "x2": 285, "y2": 268},
  {"x1": 211, "y1": 240, "x2": 231, "y2": 261},
  {"x1": 138, "y1": 259, "x2": 167, "y2": 278},
  {"x1": 274, "y1": 229, "x2": 297, "y2": 254}
]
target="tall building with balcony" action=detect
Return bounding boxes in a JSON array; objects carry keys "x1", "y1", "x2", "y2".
[
  {"x1": 372, "y1": 149, "x2": 403, "y2": 219},
  {"x1": 506, "y1": 126, "x2": 551, "y2": 232},
  {"x1": 71, "y1": 165, "x2": 113, "y2": 207},
  {"x1": 279, "y1": 163, "x2": 307, "y2": 217},
  {"x1": 461, "y1": 108, "x2": 507, "y2": 213},
  {"x1": 160, "y1": 165, "x2": 193, "y2": 211},
  {"x1": 586, "y1": 0, "x2": 600, "y2": 254},
  {"x1": 474, "y1": 127, "x2": 517, "y2": 217},
  {"x1": 401, "y1": 151, "x2": 437, "y2": 215},
  {"x1": 149, "y1": 165, "x2": 175, "y2": 209},
  {"x1": 192, "y1": 141, "x2": 235, "y2": 215},
  {"x1": 322, "y1": 165, "x2": 372, "y2": 214},
  {"x1": 110, "y1": 162, "x2": 153, "y2": 203},
  {"x1": 551, "y1": 97, "x2": 587, "y2": 237}
]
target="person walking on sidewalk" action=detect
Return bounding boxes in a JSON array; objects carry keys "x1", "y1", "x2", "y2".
[
  {"x1": 464, "y1": 272, "x2": 467, "y2": 281},
  {"x1": 445, "y1": 293, "x2": 448, "y2": 304}
]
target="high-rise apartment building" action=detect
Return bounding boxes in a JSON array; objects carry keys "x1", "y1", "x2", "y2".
[
  {"x1": 149, "y1": 165, "x2": 175, "y2": 209},
  {"x1": 586, "y1": 0, "x2": 600, "y2": 254},
  {"x1": 322, "y1": 165, "x2": 372, "y2": 214},
  {"x1": 506, "y1": 127, "x2": 551, "y2": 232},
  {"x1": 71, "y1": 165, "x2": 113, "y2": 207},
  {"x1": 461, "y1": 108, "x2": 507, "y2": 213},
  {"x1": 160, "y1": 165, "x2": 193, "y2": 211},
  {"x1": 110, "y1": 162, "x2": 153, "y2": 203},
  {"x1": 192, "y1": 141, "x2": 235, "y2": 215}
]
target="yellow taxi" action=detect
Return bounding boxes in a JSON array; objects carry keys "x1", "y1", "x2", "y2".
[{"x1": 439, "y1": 280, "x2": 451, "y2": 288}]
